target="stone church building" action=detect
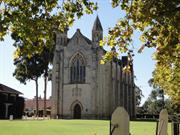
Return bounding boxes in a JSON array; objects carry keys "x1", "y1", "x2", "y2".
[{"x1": 51, "y1": 16, "x2": 136, "y2": 119}]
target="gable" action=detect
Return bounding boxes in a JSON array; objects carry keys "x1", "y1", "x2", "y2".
[
  {"x1": 0, "y1": 84, "x2": 22, "y2": 95},
  {"x1": 67, "y1": 29, "x2": 92, "y2": 47}
]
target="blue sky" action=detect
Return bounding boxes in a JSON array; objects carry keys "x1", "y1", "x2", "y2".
[{"x1": 0, "y1": 1, "x2": 155, "y2": 104}]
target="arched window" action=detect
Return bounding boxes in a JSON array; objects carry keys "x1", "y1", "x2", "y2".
[{"x1": 70, "y1": 54, "x2": 85, "y2": 83}]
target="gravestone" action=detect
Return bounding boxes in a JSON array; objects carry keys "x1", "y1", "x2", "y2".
[
  {"x1": 9, "y1": 115, "x2": 13, "y2": 121},
  {"x1": 157, "y1": 109, "x2": 168, "y2": 135},
  {"x1": 110, "y1": 107, "x2": 130, "y2": 135}
]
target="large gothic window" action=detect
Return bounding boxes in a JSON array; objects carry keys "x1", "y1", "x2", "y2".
[{"x1": 70, "y1": 54, "x2": 85, "y2": 83}]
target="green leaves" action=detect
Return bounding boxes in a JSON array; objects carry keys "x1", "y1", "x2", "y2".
[
  {"x1": 101, "y1": 0, "x2": 180, "y2": 103},
  {"x1": 0, "y1": 0, "x2": 97, "y2": 54}
]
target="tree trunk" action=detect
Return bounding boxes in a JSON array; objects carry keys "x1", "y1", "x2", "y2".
[
  {"x1": 35, "y1": 78, "x2": 39, "y2": 117},
  {"x1": 43, "y1": 73, "x2": 47, "y2": 117}
]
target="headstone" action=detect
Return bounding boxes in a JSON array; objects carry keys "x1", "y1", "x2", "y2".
[
  {"x1": 9, "y1": 115, "x2": 13, "y2": 121},
  {"x1": 157, "y1": 109, "x2": 168, "y2": 135},
  {"x1": 22, "y1": 115, "x2": 27, "y2": 120},
  {"x1": 47, "y1": 115, "x2": 51, "y2": 120},
  {"x1": 110, "y1": 107, "x2": 130, "y2": 135}
]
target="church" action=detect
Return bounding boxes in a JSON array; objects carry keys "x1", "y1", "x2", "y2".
[{"x1": 51, "y1": 16, "x2": 136, "y2": 119}]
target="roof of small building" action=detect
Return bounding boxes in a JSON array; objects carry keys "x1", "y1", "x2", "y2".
[
  {"x1": 25, "y1": 98, "x2": 52, "y2": 110},
  {"x1": 0, "y1": 83, "x2": 23, "y2": 95}
]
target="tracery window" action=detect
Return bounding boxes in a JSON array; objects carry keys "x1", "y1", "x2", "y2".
[{"x1": 70, "y1": 54, "x2": 85, "y2": 83}]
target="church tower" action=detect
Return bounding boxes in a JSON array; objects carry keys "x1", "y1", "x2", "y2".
[
  {"x1": 92, "y1": 16, "x2": 103, "y2": 45},
  {"x1": 56, "y1": 29, "x2": 68, "y2": 50},
  {"x1": 51, "y1": 29, "x2": 68, "y2": 118}
]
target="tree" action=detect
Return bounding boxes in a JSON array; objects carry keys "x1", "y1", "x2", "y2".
[
  {"x1": 0, "y1": 0, "x2": 97, "y2": 56},
  {"x1": 12, "y1": 29, "x2": 54, "y2": 116},
  {"x1": 100, "y1": 0, "x2": 180, "y2": 103},
  {"x1": 142, "y1": 90, "x2": 175, "y2": 114},
  {"x1": 141, "y1": 79, "x2": 179, "y2": 114},
  {"x1": 41, "y1": 47, "x2": 54, "y2": 117},
  {"x1": 148, "y1": 78, "x2": 165, "y2": 107},
  {"x1": 11, "y1": 17, "x2": 55, "y2": 116},
  {"x1": 135, "y1": 85, "x2": 144, "y2": 107},
  {"x1": 149, "y1": 78, "x2": 180, "y2": 113},
  {"x1": 13, "y1": 49, "x2": 46, "y2": 116}
]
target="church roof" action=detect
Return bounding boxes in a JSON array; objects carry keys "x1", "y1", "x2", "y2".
[
  {"x1": 0, "y1": 83, "x2": 22, "y2": 95},
  {"x1": 92, "y1": 16, "x2": 103, "y2": 31},
  {"x1": 68, "y1": 29, "x2": 92, "y2": 45},
  {"x1": 82, "y1": 34, "x2": 92, "y2": 44}
]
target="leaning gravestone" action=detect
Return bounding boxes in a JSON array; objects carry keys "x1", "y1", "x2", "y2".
[
  {"x1": 110, "y1": 107, "x2": 130, "y2": 135},
  {"x1": 157, "y1": 109, "x2": 168, "y2": 135}
]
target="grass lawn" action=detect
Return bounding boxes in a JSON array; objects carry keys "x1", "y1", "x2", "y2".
[{"x1": 0, "y1": 120, "x2": 171, "y2": 135}]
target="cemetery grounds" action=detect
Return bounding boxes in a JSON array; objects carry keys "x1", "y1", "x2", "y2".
[{"x1": 0, "y1": 120, "x2": 172, "y2": 135}]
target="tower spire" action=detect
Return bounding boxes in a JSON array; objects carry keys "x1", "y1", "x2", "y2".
[
  {"x1": 92, "y1": 16, "x2": 103, "y2": 44},
  {"x1": 92, "y1": 16, "x2": 103, "y2": 31}
]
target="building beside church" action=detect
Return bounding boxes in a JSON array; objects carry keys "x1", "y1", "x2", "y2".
[
  {"x1": 51, "y1": 16, "x2": 136, "y2": 119},
  {"x1": 0, "y1": 84, "x2": 24, "y2": 119},
  {"x1": 24, "y1": 97, "x2": 52, "y2": 117}
]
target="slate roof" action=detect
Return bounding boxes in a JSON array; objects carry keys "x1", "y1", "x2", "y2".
[
  {"x1": 82, "y1": 34, "x2": 92, "y2": 44},
  {"x1": 68, "y1": 28, "x2": 92, "y2": 45},
  {"x1": 0, "y1": 83, "x2": 23, "y2": 95}
]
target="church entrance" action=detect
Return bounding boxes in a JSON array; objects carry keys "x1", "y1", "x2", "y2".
[{"x1": 73, "y1": 104, "x2": 81, "y2": 119}]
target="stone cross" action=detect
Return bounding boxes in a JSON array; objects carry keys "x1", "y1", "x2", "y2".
[
  {"x1": 158, "y1": 109, "x2": 168, "y2": 135},
  {"x1": 110, "y1": 107, "x2": 130, "y2": 135}
]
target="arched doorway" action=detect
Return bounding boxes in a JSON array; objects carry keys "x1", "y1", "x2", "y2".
[{"x1": 73, "y1": 104, "x2": 81, "y2": 119}]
